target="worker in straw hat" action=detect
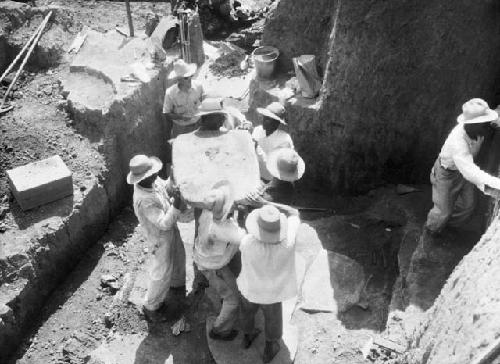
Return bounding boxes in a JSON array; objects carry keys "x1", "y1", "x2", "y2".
[
  {"x1": 127, "y1": 155, "x2": 186, "y2": 321},
  {"x1": 163, "y1": 59, "x2": 205, "y2": 139},
  {"x1": 195, "y1": 97, "x2": 252, "y2": 132},
  {"x1": 425, "y1": 98, "x2": 500, "y2": 236},
  {"x1": 237, "y1": 202, "x2": 307, "y2": 363},
  {"x1": 195, "y1": 180, "x2": 246, "y2": 341},
  {"x1": 188, "y1": 99, "x2": 252, "y2": 295},
  {"x1": 263, "y1": 147, "x2": 305, "y2": 205},
  {"x1": 252, "y1": 102, "x2": 295, "y2": 182},
  {"x1": 238, "y1": 147, "x2": 305, "y2": 224}
]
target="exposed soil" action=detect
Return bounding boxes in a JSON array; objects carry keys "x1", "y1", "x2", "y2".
[
  {"x1": 5, "y1": 185, "x2": 427, "y2": 364},
  {"x1": 209, "y1": 50, "x2": 247, "y2": 78},
  {"x1": 0, "y1": 68, "x2": 104, "y2": 232},
  {"x1": 1, "y1": 1, "x2": 497, "y2": 364}
]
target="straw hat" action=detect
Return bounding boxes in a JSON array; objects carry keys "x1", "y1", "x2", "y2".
[
  {"x1": 127, "y1": 155, "x2": 163, "y2": 184},
  {"x1": 245, "y1": 205, "x2": 288, "y2": 244},
  {"x1": 168, "y1": 59, "x2": 197, "y2": 80},
  {"x1": 204, "y1": 180, "x2": 234, "y2": 220},
  {"x1": 266, "y1": 148, "x2": 305, "y2": 182},
  {"x1": 195, "y1": 98, "x2": 230, "y2": 117},
  {"x1": 256, "y1": 102, "x2": 287, "y2": 124},
  {"x1": 457, "y1": 98, "x2": 498, "y2": 124}
]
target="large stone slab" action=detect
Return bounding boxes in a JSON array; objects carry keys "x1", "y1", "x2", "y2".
[
  {"x1": 7, "y1": 155, "x2": 73, "y2": 211},
  {"x1": 172, "y1": 130, "x2": 260, "y2": 206}
]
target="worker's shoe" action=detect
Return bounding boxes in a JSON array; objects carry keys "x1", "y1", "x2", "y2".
[
  {"x1": 263, "y1": 340, "x2": 281, "y2": 363},
  {"x1": 242, "y1": 328, "x2": 261, "y2": 349},
  {"x1": 209, "y1": 328, "x2": 238, "y2": 341}
]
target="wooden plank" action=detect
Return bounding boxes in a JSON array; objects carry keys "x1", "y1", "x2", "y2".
[{"x1": 172, "y1": 130, "x2": 260, "y2": 206}]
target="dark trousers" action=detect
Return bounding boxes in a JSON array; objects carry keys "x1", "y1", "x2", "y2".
[
  {"x1": 240, "y1": 296, "x2": 282, "y2": 342},
  {"x1": 425, "y1": 158, "x2": 476, "y2": 232},
  {"x1": 263, "y1": 178, "x2": 294, "y2": 205},
  {"x1": 192, "y1": 208, "x2": 209, "y2": 289}
]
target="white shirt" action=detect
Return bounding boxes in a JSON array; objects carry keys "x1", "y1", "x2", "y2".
[
  {"x1": 133, "y1": 179, "x2": 180, "y2": 249},
  {"x1": 439, "y1": 123, "x2": 500, "y2": 192},
  {"x1": 252, "y1": 126, "x2": 294, "y2": 180},
  {"x1": 237, "y1": 215, "x2": 302, "y2": 304},
  {"x1": 194, "y1": 210, "x2": 246, "y2": 270},
  {"x1": 162, "y1": 81, "x2": 204, "y2": 126}
]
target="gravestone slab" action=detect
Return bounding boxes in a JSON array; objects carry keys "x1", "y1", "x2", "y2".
[{"x1": 7, "y1": 155, "x2": 73, "y2": 211}]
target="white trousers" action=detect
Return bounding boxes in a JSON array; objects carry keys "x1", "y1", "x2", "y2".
[{"x1": 144, "y1": 227, "x2": 186, "y2": 310}]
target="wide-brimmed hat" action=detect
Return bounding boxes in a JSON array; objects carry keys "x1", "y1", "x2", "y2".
[
  {"x1": 256, "y1": 102, "x2": 287, "y2": 124},
  {"x1": 245, "y1": 205, "x2": 288, "y2": 244},
  {"x1": 457, "y1": 98, "x2": 498, "y2": 124},
  {"x1": 168, "y1": 59, "x2": 197, "y2": 80},
  {"x1": 204, "y1": 180, "x2": 234, "y2": 220},
  {"x1": 127, "y1": 155, "x2": 163, "y2": 184},
  {"x1": 266, "y1": 148, "x2": 305, "y2": 182},
  {"x1": 195, "y1": 97, "x2": 230, "y2": 117}
]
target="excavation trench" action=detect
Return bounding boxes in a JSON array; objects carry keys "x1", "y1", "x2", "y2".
[
  {"x1": 1, "y1": 3, "x2": 497, "y2": 364},
  {"x1": 0, "y1": 17, "x2": 171, "y2": 359},
  {"x1": 0, "y1": 25, "x2": 415, "y2": 362}
]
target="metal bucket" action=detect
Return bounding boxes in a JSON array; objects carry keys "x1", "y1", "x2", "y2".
[{"x1": 252, "y1": 46, "x2": 279, "y2": 79}]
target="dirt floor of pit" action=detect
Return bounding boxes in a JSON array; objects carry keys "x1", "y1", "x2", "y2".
[
  {"x1": 1, "y1": 2, "x2": 493, "y2": 364},
  {"x1": 5, "y1": 185, "x2": 437, "y2": 364},
  {"x1": 0, "y1": 0, "x2": 269, "y2": 360},
  {"x1": 0, "y1": 0, "x2": 178, "y2": 232}
]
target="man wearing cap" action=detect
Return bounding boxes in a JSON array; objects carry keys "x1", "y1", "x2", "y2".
[
  {"x1": 237, "y1": 203, "x2": 303, "y2": 363},
  {"x1": 252, "y1": 102, "x2": 295, "y2": 182},
  {"x1": 127, "y1": 155, "x2": 186, "y2": 320},
  {"x1": 163, "y1": 59, "x2": 205, "y2": 139},
  {"x1": 195, "y1": 181, "x2": 246, "y2": 341},
  {"x1": 425, "y1": 98, "x2": 500, "y2": 235}
]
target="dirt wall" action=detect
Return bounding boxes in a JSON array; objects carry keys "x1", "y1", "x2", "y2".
[
  {"x1": 261, "y1": 0, "x2": 335, "y2": 71},
  {"x1": 262, "y1": 0, "x2": 500, "y2": 193},
  {"x1": 404, "y1": 212, "x2": 500, "y2": 364}
]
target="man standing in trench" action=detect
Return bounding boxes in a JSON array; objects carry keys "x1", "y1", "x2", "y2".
[
  {"x1": 252, "y1": 102, "x2": 295, "y2": 183},
  {"x1": 127, "y1": 155, "x2": 186, "y2": 321},
  {"x1": 163, "y1": 59, "x2": 205, "y2": 140},
  {"x1": 425, "y1": 98, "x2": 500, "y2": 236}
]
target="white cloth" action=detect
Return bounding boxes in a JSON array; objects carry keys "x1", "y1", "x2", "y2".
[
  {"x1": 237, "y1": 215, "x2": 302, "y2": 304},
  {"x1": 194, "y1": 210, "x2": 245, "y2": 270},
  {"x1": 438, "y1": 123, "x2": 500, "y2": 191},
  {"x1": 133, "y1": 180, "x2": 183, "y2": 310},
  {"x1": 162, "y1": 81, "x2": 204, "y2": 126},
  {"x1": 252, "y1": 126, "x2": 294, "y2": 180}
]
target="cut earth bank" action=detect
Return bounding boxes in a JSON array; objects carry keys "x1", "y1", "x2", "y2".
[
  {"x1": 0, "y1": 1, "x2": 175, "y2": 360},
  {"x1": 259, "y1": 0, "x2": 500, "y2": 193},
  {"x1": 1, "y1": 1, "x2": 500, "y2": 364},
  {"x1": 253, "y1": 0, "x2": 500, "y2": 363},
  {"x1": 0, "y1": 0, "x2": 260, "y2": 360}
]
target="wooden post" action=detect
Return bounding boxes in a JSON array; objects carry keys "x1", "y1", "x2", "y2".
[{"x1": 125, "y1": 0, "x2": 134, "y2": 37}]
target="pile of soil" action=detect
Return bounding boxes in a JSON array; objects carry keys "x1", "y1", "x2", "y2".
[{"x1": 209, "y1": 50, "x2": 247, "y2": 77}]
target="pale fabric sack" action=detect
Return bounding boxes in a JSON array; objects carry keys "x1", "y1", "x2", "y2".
[{"x1": 292, "y1": 55, "x2": 322, "y2": 98}]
